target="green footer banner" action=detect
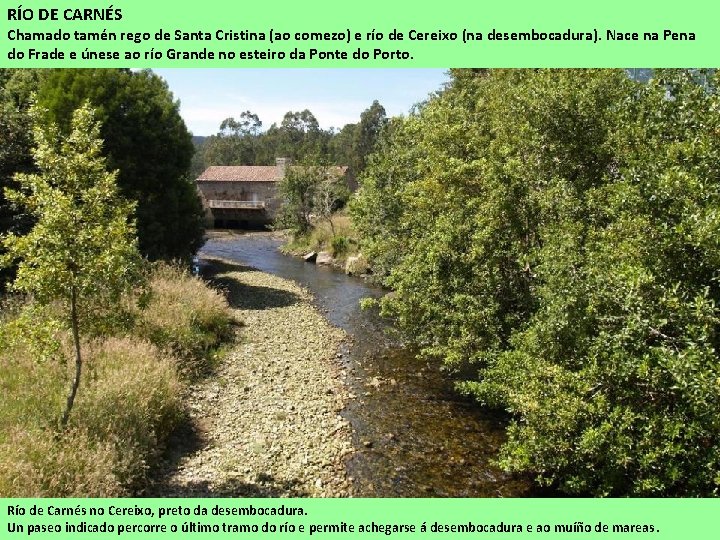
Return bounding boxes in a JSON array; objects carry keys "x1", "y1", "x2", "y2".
[{"x1": 2, "y1": 498, "x2": 719, "y2": 539}]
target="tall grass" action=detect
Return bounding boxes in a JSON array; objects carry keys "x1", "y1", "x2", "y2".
[
  {"x1": 134, "y1": 264, "x2": 234, "y2": 376},
  {"x1": 282, "y1": 212, "x2": 360, "y2": 261},
  {"x1": 0, "y1": 427, "x2": 125, "y2": 497},
  {"x1": 0, "y1": 263, "x2": 233, "y2": 496},
  {"x1": 71, "y1": 337, "x2": 183, "y2": 489},
  {"x1": 0, "y1": 336, "x2": 173, "y2": 495}
]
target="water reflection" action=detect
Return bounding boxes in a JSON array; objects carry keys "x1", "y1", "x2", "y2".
[{"x1": 200, "y1": 231, "x2": 535, "y2": 497}]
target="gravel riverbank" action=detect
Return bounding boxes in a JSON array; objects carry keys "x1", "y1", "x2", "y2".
[{"x1": 150, "y1": 258, "x2": 354, "y2": 497}]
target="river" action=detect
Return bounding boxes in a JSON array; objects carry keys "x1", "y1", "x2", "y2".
[{"x1": 200, "y1": 231, "x2": 535, "y2": 497}]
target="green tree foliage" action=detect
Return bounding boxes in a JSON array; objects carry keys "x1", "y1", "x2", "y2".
[
  {"x1": 1, "y1": 103, "x2": 143, "y2": 429},
  {"x1": 313, "y1": 165, "x2": 351, "y2": 237},
  {"x1": 330, "y1": 100, "x2": 388, "y2": 174},
  {"x1": 352, "y1": 69, "x2": 720, "y2": 495},
  {"x1": 276, "y1": 159, "x2": 320, "y2": 235},
  {"x1": 191, "y1": 101, "x2": 386, "y2": 182},
  {"x1": 0, "y1": 93, "x2": 30, "y2": 286},
  {"x1": 0, "y1": 69, "x2": 45, "y2": 288},
  {"x1": 197, "y1": 111, "x2": 263, "y2": 171},
  {"x1": 329, "y1": 122, "x2": 358, "y2": 168},
  {"x1": 194, "y1": 108, "x2": 338, "y2": 173},
  {"x1": 353, "y1": 100, "x2": 387, "y2": 172},
  {"x1": 277, "y1": 155, "x2": 349, "y2": 235},
  {"x1": 33, "y1": 69, "x2": 202, "y2": 261},
  {"x1": 276, "y1": 109, "x2": 323, "y2": 159}
]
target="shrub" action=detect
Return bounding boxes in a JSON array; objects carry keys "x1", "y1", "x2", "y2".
[
  {"x1": 330, "y1": 235, "x2": 349, "y2": 257},
  {"x1": 475, "y1": 70, "x2": 720, "y2": 496},
  {"x1": 353, "y1": 69, "x2": 720, "y2": 495},
  {"x1": 281, "y1": 212, "x2": 360, "y2": 261}
]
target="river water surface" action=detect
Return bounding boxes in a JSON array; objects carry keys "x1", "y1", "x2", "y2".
[{"x1": 200, "y1": 231, "x2": 535, "y2": 497}]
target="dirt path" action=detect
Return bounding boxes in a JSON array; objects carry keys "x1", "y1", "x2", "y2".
[{"x1": 149, "y1": 259, "x2": 354, "y2": 497}]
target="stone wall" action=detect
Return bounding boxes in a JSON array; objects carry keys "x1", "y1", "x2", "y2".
[{"x1": 197, "y1": 180, "x2": 281, "y2": 227}]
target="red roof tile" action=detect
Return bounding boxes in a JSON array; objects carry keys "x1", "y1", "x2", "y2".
[
  {"x1": 197, "y1": 166, "x2": 279, "y2": 182},
  {"x1": 197, "y1": 165, "x2": 349, "y2": 183}
]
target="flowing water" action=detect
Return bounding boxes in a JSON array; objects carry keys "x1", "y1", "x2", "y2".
[{"x1": 200, "y1": 231, "x2": 535, "y2": 497}]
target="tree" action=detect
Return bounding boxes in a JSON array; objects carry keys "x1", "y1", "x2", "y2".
[
  {"x1": 328, "y1": 101, "x2": 387, "y2": 174},
  {"x1": 329, "y1": 122, "x2": 357, "y2": 166},
  {"x1": 353, "y1": 100, "x2": 387, "y2": 172},
  {"x1": 349, "y1": 115, "x2": 412, "y2": 277},
  {"x1": 312, "y1": 162, "x2": 351, "y2": 237},
  {"x1": 200, "y1": 111, "x2": 264, "y2": 168},
  {"x1": 0, "y1": 93, "x2": 32, "y2": 288},
  {"x1": 276, "y1": 109, "x2": 333, "y2": 161},
  {"x1": 276, "y1": 154, "x2": 349, "y2": 236},
  {"x1": 0, "y1": 69, "x2": 44, "y2": 289},
  {"x1": 276, "y1": 159, "x2": 319, "y2": 235},
  {"x1": 353, "y1": 69, "x2": 720, "y2": 495},
  {"x1": 478, "y1": 69, "x2": 720, "y2": 496},
  {"x1": 1, "y1": 102, "x2": 142, "y2": 429},
  {"x1": 219, "y1": 111, "x2": 262, "y2": 137},
  {"x1": 280, "y1": 109, "x2": 320, "y2": 135},
  {"x1": 34, "y1": 69, "x2": 202, "y2": 261}
]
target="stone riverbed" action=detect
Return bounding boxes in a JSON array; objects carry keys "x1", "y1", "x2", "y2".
[{"x1": 149, "y1": 259, "x2": 353, "y2": 497}]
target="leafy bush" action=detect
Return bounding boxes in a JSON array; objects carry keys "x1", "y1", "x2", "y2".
[
  {"x1": 331, "y1": 235, "x2": 349, "y2": 257},
  {"x1": 281, "y1": 212, "x2": 359, "y2": 261},
  {"x1": 353, "y1": 69, "x2": 720, "y2": 495}
]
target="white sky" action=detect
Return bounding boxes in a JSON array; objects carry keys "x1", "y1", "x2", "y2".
[{"x1": 152, "y1": 68, "x2": 450, "y2": 135}]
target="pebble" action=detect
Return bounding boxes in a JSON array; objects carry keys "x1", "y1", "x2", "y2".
[{"x1": 150, "y1": 261, "x2": 354, "y2": 497}]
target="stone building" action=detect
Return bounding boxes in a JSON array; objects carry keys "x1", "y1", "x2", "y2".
[{"x1": 196, "y1": 158, "x2": 351, "y2": 228}]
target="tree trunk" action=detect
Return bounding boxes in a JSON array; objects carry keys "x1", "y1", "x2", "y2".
[{"x1": 60, "y1": 287, "x2": 82, "y2": 430}]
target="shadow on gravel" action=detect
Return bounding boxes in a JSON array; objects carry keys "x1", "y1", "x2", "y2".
[
  {"x1": 145, "y1": 415, "x2": 310, "y2": 498},
  {"x1": 202, "y1": 258, "x2": 300, "y2": 310},
  {"x1": 202, "y1": 259, "x2": 256, "y2": 276},
  {"x1": 155, "y1": 476, "x2": 309, "y2": 498},
  {"x1": 217, "y1": 279, "x2": 301, "y2": 311},
  {"x1": 143, "y1": 414, "x2": 205, "y2": 497},
  {"x1": 202, "y1": 259, "x2": 301, "y2": 311}
]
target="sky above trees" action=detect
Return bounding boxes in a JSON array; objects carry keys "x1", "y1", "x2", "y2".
[{"x1": 153, "y1": 68, "x2": 449, "y2": 135}]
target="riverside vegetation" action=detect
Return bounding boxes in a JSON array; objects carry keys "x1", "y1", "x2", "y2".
[
  {"x1": 0, "y1": 102, "x2": 233, "y2": 496},
  {"x1": 0, "y1": 264, "x2": 233, "y2": 496},
  {"x1": 281, "y1": 212, "x2": 363, "y2": 268},
  {"x1": 0, "y1": 96, "x2": 352, "y2": 498},
  {"x1": 351, "y1": 69, "x2": 720, "y2": 496}
]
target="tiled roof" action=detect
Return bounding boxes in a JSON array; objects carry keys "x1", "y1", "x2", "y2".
[
  {"x1": 197, "y1": 166, "x2": 280, "y2": 182},
  {"x1": 197, "y1": 165, "x2": 349, "y2": 183}
]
